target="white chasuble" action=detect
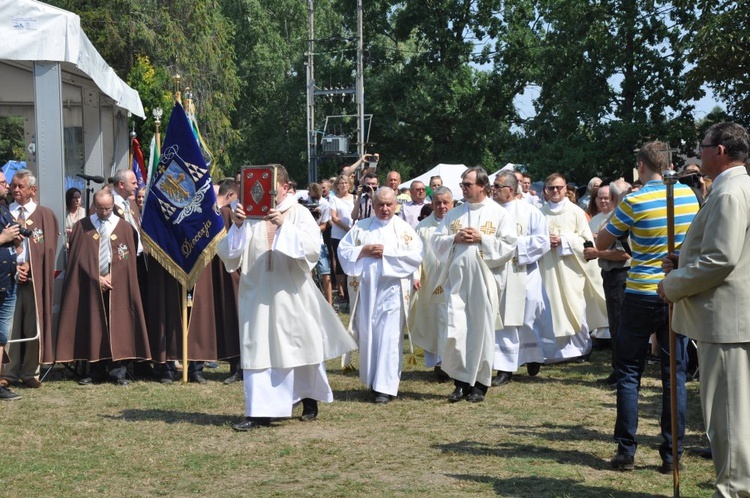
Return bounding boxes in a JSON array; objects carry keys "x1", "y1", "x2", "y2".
[
  {"x1": 432, "y1": 198, "x2": 517, "y2": 387},
  {"x1": 538, "y1": 198, "x2": 608, "y2": 360},
  {"x1": 494, "y1": 200, "x2": 551, "y2": 372},
  {"x1": 337, "y1": 216, "x2": 423, "y2": 396},
  {"x1": 408, "y1": 212, "x2": 447, "y2": 364},
  {"x1": 217, "y1": 195, "x2": 357, "y2": 416}
]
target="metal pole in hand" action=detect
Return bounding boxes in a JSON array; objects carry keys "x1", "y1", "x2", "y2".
[{"x1": 663, "y1": 169, "x2": 680, "y2": 497}]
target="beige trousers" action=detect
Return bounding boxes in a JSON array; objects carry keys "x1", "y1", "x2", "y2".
[{"x1": 698, "y1": 341, "x2": 750, "y2": 498}]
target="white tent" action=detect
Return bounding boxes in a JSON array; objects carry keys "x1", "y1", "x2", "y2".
[
  {"x1": 488, "y1": 163, "x2": 520, "y2": 183},
  {"x1": 1, "y1": 0, "x2": 144, "y2": 118},
  {"x1": 398, "y1": 163, "x2": 468, "y2": 199}
]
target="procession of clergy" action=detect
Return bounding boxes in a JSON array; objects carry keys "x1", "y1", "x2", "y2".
[{"x1": 0, "y1": 161, "x2": 620, "y2": 417}]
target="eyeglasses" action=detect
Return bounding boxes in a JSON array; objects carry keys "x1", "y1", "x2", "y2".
[
  {"x1": 460, "y1": 182, "x2": 476, "y2": 189},
  {"x1": 545, "y1": 185, "x2": 565, "y2": 191},
  {"x1": 492, "y1": 184, "x2": 513, "y2": 191},
  {"x1": 698, "y1": 142, "x2": 718, "y2": 152}
]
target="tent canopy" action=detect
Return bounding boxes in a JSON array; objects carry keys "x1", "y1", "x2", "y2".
[
  {"x1": 0, "y1": 0, "x2": 144, "y2": 118},
  {"x1": 398, "y1": 163, "x2": 468, "y2": 200}
]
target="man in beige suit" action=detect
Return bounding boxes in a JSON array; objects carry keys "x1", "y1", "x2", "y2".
[{"x1": 659, "y1": 122, "x2": 750, "y2": 498}]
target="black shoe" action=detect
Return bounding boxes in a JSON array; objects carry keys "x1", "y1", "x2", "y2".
[
  {"x1": 189, "y1": 373, "x2": 207, "y2": 384},
  {"x1": 692, "y1": 447, "x2": 713, "y2": 460},
  {"x1": 300, "y1": 398, "x2": 318, "y2": 421},
  {"x1": 160, "y1": 377, "x2": 173, "y2": 385},
  {"x1": 78, "y1": 377, "x2": 93, "y2": 386},
  {"x1": 491, "y1": 371, "x2": 512, "y2": 386},
  {"x1": 448, "y1": 386, "x2": 466, "y2": 403},
  {"x1": 610, "y1": 453, "x2": 635, "y2": 471},
  {"x1": 0, "y1": 385, "x2": 20, "y2": 400},
  {"x1": 223, "y1": 371, "x2": 242, "y2": 385},
  {"x1": 116, "y1": 378, "x2": 130, "y2": 386},
  {"x1": 657, "y1": 460, "x2": 683, "y2": 474},
  {"x1": 434, "y1": 365, "x2": 451, "y2": 382},
  {"x1": 374, "y1": 392, "x2": 391, "y2": 404},
  {"x1": 526, "y1": 362, "x2": 541, "y2": 377},
  {"x1": 232, "y1": 417, "x2": 271, "y2": 431},
  {"x1": 597, "y1": 372, "x2": 617, "y2": 388},
  {"x1": 466, "y1": 387, "x2": 485, "y2": 403}
]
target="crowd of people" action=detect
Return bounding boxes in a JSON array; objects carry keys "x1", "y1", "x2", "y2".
[{"x1": 1, "y1": 122, "x2": 748, "y2": 497}]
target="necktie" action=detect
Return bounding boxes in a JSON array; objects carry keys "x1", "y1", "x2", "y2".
[
  {"x1": 99, "y1": 218, "x2": 111, "y2": 276},
  {"x1": 122, "y1": 199, "x2": 134, "y2": 225},
  {"x1": 16, "y1": 207, "x2": 25, "y2": 256}
]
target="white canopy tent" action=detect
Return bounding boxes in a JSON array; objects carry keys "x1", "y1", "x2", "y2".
[
  {"x1": 488, "y1": 163, "x2": 520, "y2": 183},
  {"x1": 398, "y1": 163, "x2": 468, "y2": 200},
  {"x1": 0, "y1": 0, "x2": 145, "y2": 274}
]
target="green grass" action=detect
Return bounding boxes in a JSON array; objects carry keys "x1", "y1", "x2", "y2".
[{"x1": 0, "y1": 348, "x2": 715, "y2": 497}]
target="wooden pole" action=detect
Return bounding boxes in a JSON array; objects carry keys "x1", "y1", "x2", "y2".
[
  {"x1": 663, "y1": 168, "x2": 680, "y2": 497},
  {"x1": 181, "y1": 285, "x2": 189, "y2": 385}
]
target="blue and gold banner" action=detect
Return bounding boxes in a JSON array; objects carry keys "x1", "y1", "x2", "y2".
[{"x1": 141, "y1": 102, "x2": 225, "y2": 288}]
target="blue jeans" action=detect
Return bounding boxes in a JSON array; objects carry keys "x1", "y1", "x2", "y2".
[
  {"x1": 0, "y1": 282, "x2": 17, "y2": 346},
  {"x1": 613, "y1": 293, "x2": 687, "y2": 463}
]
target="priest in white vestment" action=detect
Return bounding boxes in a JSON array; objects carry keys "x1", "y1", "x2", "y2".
[
  {"x1": 408, "y1": 186, "x2": 454, "y2": 380},
  {"x1": 338, "y1": 188, "x2": 423, "y2": 403},
  {"x1": 218, "y1": 165, "x2": 357, "y2": 431},
  {"x1": 537, "y1": 173, "x2": 609, "y2": 362},
  {"x1": 432, "y1": 167, "x2": 517, "y2": 403},
  {"x1": 491, "y1": 171, "x2": 551, "y2": 386}
]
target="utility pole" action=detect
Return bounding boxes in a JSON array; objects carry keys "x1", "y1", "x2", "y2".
[
  {"x1": 356, "y1": 0, "x2": 364, "y2": 159},
  {"x1": 306, "y1": 0, "x2": 316, "y2": 182}
]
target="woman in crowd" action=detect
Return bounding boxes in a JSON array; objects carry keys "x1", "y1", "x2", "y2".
[
  {"x1": 64, "y1": 187, "x2": 86, "y2": 247},
  {"x1": 330, "y1": 174, "x2": 354, "y2": 301}
]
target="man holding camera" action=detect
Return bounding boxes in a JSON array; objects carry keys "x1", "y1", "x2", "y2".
[
  {"x1": 0, "y1": 169, "x2": 58, "y2": 389},
  {"x1": 351, "y1": 173, "x2": 379, "y2": 221}
]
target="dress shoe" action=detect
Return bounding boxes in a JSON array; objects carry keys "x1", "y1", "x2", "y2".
[
  {"x1": 466, "y1": 387, "x2": 485, "y2": 403},
  {"x1": 116, "y1": 378, "x2": 130, "y2": 386},
  {"x1": 0, "y1": 385, "x2": 20, "y2": 400},
  {"x1": 204, "y1": 362, "x2": 219, "y2": 369},
  {"x1": 189, "y1": 373, "x2": 207, "y2": 384},
  {"x1": 657, "y1": 460, "x2": 683, "y2": 474},
  {"x1": 692, "y1": 447, "x2": 712, "y2": 460},
  {"x1": 78, "y1": 377, "x2": 93, "y2": 386},
  {"x1": 374, "y1": 392, "x2": 391, "y2": 404},
  {"x1": 433, "y1": 364, "x2": 451, "y2": 382},
  {"x1": 597, "y1": 372, "x2": 617, "y2": 388},
  {"x1": 232, "y1": 417, "x2": 271, "y2": 431},
  {"x1": 223, "y1": 371, "x2": 242, "y2": 385},
  {"x1": 300, "y1": 398, "x2": 318, "y2": 421},
  {"x1": 491, "y1": 371, "x2": 512, "y2": 387},
  {"x1": 526, "y1": 362, "x2": 541, "y2": 377},
  {"x1": 160, "y1": 377, "x2": 173, "y2": 385},
  {"x1": 610, "y1": 453, "x2": 635, "y2": 471},
  {"x1": 23, "y1": 378, "x2": 42, "y2": 388},
  {"x1": 448, "y1": 386, "x2": 466, "y2": 403}
]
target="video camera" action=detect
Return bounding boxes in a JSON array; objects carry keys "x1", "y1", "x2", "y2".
[
  {"x1": 298, "y1": 197, "x2": 322, "y2": 222},
  {"x1": 678, "y1": 173, "x2": 703, "y2": 189}
]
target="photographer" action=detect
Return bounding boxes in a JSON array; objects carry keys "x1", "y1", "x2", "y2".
[
  {"x1": 678, "y1": 163, "x2": 708, "y2": 205},
  {"x1": 305, "y1": 183, "x2": 333, "y2": 305},
  {"x1": 351, "y1": 173, "x2": 379, "y2": 221}
]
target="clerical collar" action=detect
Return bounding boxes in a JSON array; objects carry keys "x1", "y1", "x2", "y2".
[
  {"x1": 371, "y1": 216, "x2": 392, "y2": 228},
  {"x1": 275, "y1": 194, "x2": 297, "y2": 213},
  {"x1": 500, "y1": 199, "x2": 515, "y2": 208},
  {"x1": 547, "y1": 198, "x2": 568, "y2": 212},
  {"x1": 466, "y1": 197, "x2": 490, "y2": 210}
]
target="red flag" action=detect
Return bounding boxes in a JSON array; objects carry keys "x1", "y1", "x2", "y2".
[{"x1": 131, "y1": 137, "x2": 147, "y2": 182}]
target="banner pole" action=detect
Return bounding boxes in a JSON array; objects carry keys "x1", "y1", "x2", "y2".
[{"x1": 182, "y1": 285, "x2": 189, "y2": 385}]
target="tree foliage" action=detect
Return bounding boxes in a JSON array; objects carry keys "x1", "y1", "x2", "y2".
[{"x1": 42, "y1": 0, "x2": 743, "y2": 186}]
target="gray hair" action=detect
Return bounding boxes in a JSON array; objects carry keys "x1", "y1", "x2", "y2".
[
  {"x1": 13, "y1": 168, "x2": 37, "y2": 187},
  {"x1": 496, "y1": 171, "x2": 519, "y2": 191},
  {"x1": 431, "y1": 186, "x2": 453, "y2": 199},
  {"x1": 113, "y1": 169, "x2": 133, "y2": 185},
  {"x1": 609, "y1": 180, "x2": 632, "y2": 204}
]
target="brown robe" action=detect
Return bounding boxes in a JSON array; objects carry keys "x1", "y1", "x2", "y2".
[
  {"x1": 56, "y1": 217, "x2": 151, "y2": 362},
  {"x1": 145, "y1": 206, "x2": 240, "y2": 362},
  {"x1": 17, "y1": 205, "x2": 58, "y2": 365}
]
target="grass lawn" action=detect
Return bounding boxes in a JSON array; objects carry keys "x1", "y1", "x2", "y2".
[{"x1": 1, "y1": 347, "x2": 715, "y2": 497}]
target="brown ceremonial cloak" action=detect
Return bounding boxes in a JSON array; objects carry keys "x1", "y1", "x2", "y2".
[
  {"x1": 56, "y1": 217, "x2": 151, "y2": 362},
  {"x1": 145, "y1": 206, "x2": 238, "y2": 362},
  {"x1": 21, "y1": 205, "x2": 58, "y2": 364}
]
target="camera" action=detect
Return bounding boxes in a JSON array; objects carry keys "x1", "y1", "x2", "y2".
[
  {"x1": 357, "y1": 184, "x2": 375, "y2": 196},
  {"x1": 298, "y1": 198, "x2": 322, "y2": 221},
  {"x1": 678, "y1": 173, "x2": 702, "y2": 189},
  {"x1": 10, "y1": 221, "x2": 32, "y2": 238},
  {"x1": 365, "y1": 153, "x2": 378, "y2": 169}
]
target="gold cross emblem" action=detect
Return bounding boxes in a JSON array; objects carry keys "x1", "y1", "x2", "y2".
[
  {"x1": 432, "y1": 285, "x2": 444, "y2": 295},
  {"x1": 449, "y1": 219, "x2": 462, "y2": 234},
  {"x1": 349, "y1": 278, "x2": 360, "y2": 292},
  {"x1": 402, "y1": 233, "x2": 413, "y2": 246},
  {"x1": 480, "y1": 221, "x2": 496, "y2": 235}
]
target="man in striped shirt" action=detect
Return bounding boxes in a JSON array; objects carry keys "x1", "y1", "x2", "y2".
[{"x1": 596, "y1": 140, "x2": 699, "y2": 473}]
